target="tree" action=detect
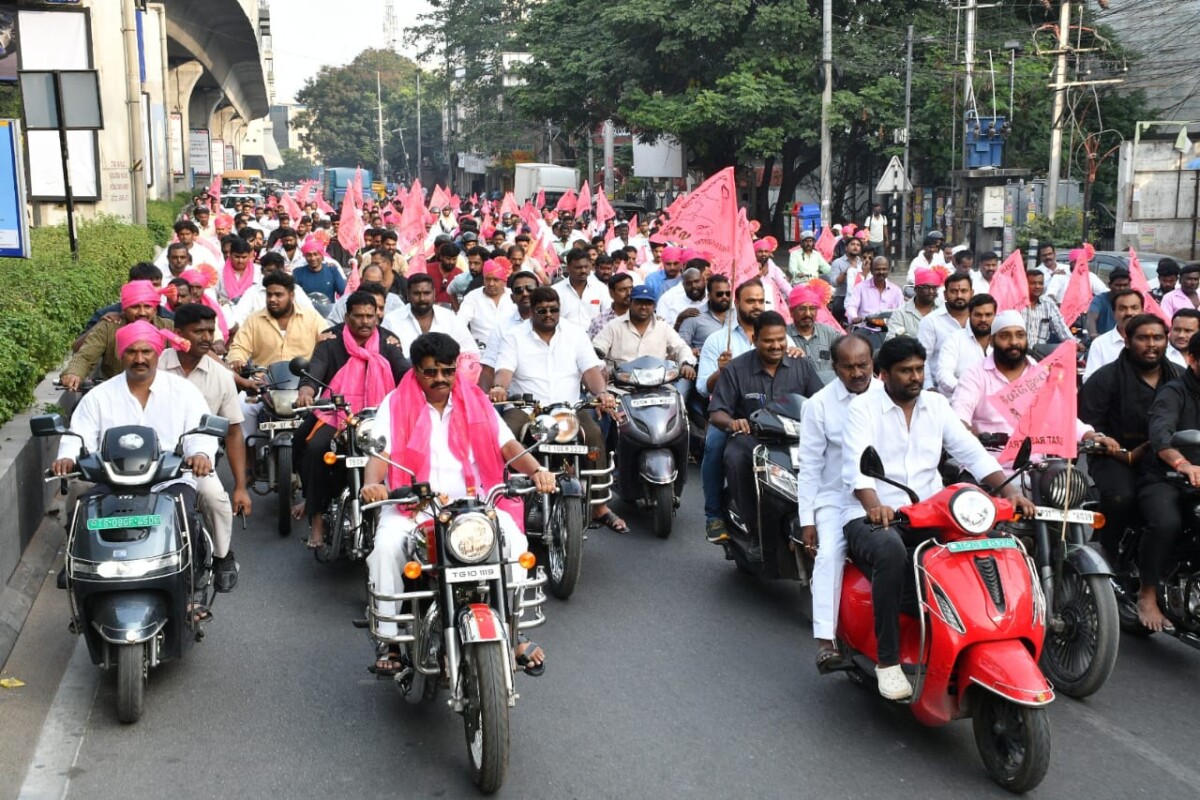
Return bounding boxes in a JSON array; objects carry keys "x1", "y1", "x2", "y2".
[{"x1": 271, "y1": 148, "x2": 314, "y2": 184}]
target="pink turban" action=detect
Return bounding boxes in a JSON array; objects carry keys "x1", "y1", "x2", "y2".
[
  {"x1": 180, "y1": 266, "x2": 218, "y2": 289},
  {"x1": 842, "y1": 224, "x2": 858, "y2": 236},
  {"x1": 115, "y1": 320, "x2": 190, "y2": 357},
  {"x1": 680, "y1": 248, "x2": 703, "y2": 263},
  {"x1": 662, "y1": 246, "x2": 684, "y2": 263},
  {"x1": 753, "y1": 236, "x2": 778, "y2": 252},
  {"x1": 215, "y1": 214, "x2": 234, "y2": 228},
  {"x1": 121, "y1": 280, "x2": 170, "y2": 309},
  {"x1": 483, "y1": 257, "x2": 512, "y2": 280},
  {"x1": 301, "y1": 239, "x2": 325, "y2": 256},
  {"x1": 914, "y1": 267, "x2": 945, "y2": 287},
  {"x1": 788, "y1": 285, "x2": 823, "y2": 309}
]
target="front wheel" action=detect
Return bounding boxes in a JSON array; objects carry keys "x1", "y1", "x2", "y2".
[
  {"x1": 973, "y1": 692, "x2": 1051, "y2": 794},
  {"x1": 1040, "y1": 567, "x2": 1119, "y2": 698},
  {"x1": 462, "y1": 641, "x2": 510, "y2": 794},
  {"x1": 116, "y1": 642, "x2": 146, "y2": 724},
  {"x1": 276, "y1": 446, "x2": 294, "y2": 537},
  {"x1": 546, "y1": 496, "x2": 584, "y2": 600},
  {"x1": 651, "y1": 483, "x2": 674, "y2": 539}
]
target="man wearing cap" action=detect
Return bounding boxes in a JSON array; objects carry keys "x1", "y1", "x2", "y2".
[
  {"x1": 1022, "y1": 268, "x2": 1073, "y2": 348},
  {"x1": 593, "y1": 285, "x2": 697, "y2": 375},
  {"x1": 1083, "y1": 289, "x2": 1146, "y2": 383},
  {"x1": 935, "y1": 293, "x2": 996, "y2": 396},
  {"x1": 888, "y1": 267, "x2": 943, "y2": 341},
  {"x1": 658, "y1": 266, "x2": 709, "y2": 329},
  {"x1": 292, "y1": 239, "x2": 347, "y2": 300},
  {"x1": 905, "y1": 231, "x2": 947, "y2": 282},
  {"x1": 458, "y1": 257, "x2": 517, "y2": 346},
  {"x1": 61, "y1": 281, "x2": 177, "y2": 390},
  {"x1": 1159, "y1": 262, "x2": 1200, "y2": 321},
  {"x1": 1151, "y1": 259, "x2": 1182, "y2": 304},
  {"x1": 787, "y1": 230, "x2": 830, "y2": 284},
  {"x1": 644, "y1": 246, "x2": 686, "y2": 301},
  {"x1": 786, "y1": 281, "x2": 840, "y2": 385},
  {"x1": 1086, "y1": 268, "x2": 1133, "y2": 337}
]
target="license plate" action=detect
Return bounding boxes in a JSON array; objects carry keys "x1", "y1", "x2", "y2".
[
  {"x1": 539, "y1": 444, "x2": 589, "y2": 455},
  {"x1": 260, "y1": 419, "x2": 299, "y2": 431},
  {"x1": 344, "y1": 456, "x2": 369, "y2": 468},
  {"x1": 629, "y1": 395, "x2": 672, "y2": 408},
  {"x1": 1034, "y1": 507, "x2": 1096, "y2": 524},
  {"x1": 946, "y1": 537, "x2": 1019, "y2": 553},
  {"x1": 444, "y1": 563, "x2": 502, "y2": 584},
  {"x1": 87, "y1": 515, "x2": 161, "y2": 531}
]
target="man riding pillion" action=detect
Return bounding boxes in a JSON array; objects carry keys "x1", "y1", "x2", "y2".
[
  {"x1": 360, "y1": 333, "x2": 553, "y2": 675},
  {"x1": 592, "y1": 285, "x2": 697, "y2": 378},
  {"x1": 840, "y1": 336, "x2": 1035, "y2": 700},
  {"x1": 797, "y1": 333, "x2": 880, "y2": 672}
]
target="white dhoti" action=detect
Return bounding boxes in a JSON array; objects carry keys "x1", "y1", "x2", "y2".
[
  {"x1": 367, "y1": 506, "x2": 528, "y2": 639},
  {"x1": 811, "y1": 505, "x2": 847, "y2": 641}
]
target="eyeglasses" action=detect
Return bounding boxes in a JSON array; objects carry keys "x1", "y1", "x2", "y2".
[
  {"x1": 711, "y1": 291, "x2": 732, "y2": 299},
  {"x1": 419, "y1": 366, "x2": 457, "y2": 379},
  {"x1": 533, "y1": 306, "x2": 561, "y2": 316},
  {"x1": 511, "y1": 286, "x2": 534, "y2": 295}
]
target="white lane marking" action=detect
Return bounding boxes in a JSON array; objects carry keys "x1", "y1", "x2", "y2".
[
  {"x1": 17, "y1": 638, "x2": 98, "y2": 800},
  {"x1": 1064, "y1": 701, "x2": 1200, "y2": 790}
]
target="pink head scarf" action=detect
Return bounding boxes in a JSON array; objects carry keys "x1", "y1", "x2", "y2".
[
  {"x1": 180, "y1": 268, "x2": 230, "y2": 339},
  {"x1": 482, "y1": 257, "x2": 512, "y2": 281},
  {"x1": 121, "y1": 280, "x2": 170, "y2": 309},
  {"x1": 753, "y1": 236, "x2": 778, "y2": 253},
  {"x1": 314, "y1": 324, "x2": 396, "y2": 426},
  {"x1": 301, "y1": 239, "x2": 325, "y2": 256},
  {"x1": 788, "y1": 284, "x2": 823, "y2": 309},
  {"x1": 115, "y1": 320, "x2": 190, "y2": 357},
  {"x1": 914, "y1": 267, "x2": 945, "y2": 287}
]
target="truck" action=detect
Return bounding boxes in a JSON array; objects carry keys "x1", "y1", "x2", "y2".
[
  {"x1": 322, "y1": 167, "x2": 374, "y2": 206},
  {"x1": 514, "y1": 163, "x2": 579, "y2": 209}
]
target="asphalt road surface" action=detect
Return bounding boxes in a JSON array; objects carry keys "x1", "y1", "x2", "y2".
[{"x1": 4, "y1": 466, "x2": 1200, "y2": 799}]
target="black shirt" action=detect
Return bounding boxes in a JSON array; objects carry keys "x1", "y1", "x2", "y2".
[
  {"x1": 709, "y1": 351, "x2": 824, "y2": 420},
  {"x1": 1146, "y1": 368, "x2": 1200, "y2": 479},
  {"x1": 300, "y1": 324, "x2": 410, "y2": 395},
  {"x1": 1079, "y1": 351, "x2": 1182, "y2": 451}
]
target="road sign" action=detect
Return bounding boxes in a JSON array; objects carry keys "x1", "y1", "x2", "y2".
[{"x1": 876, "y1": 155, "x2": 913, "y2": 195}]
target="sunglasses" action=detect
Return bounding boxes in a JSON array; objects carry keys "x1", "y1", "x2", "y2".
[
  {"x1": 511, "y1": 286, "x2": 534, "y2": 295},
  {"x1": 533, "y1": 306, "x2": 561, "y2": 316},
  {"x1": 419, "y1": 366, "x2": 457, "y2": 379},
  {"x1": 711, "y1": 291, "x2": 732, "y2": 299}
]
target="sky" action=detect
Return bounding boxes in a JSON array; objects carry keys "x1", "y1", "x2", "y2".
[{"x1": 269, "y1": 0, "x2": 433, "y2": 104}]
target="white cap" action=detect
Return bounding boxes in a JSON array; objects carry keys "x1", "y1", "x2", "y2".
[{"x1": 991, "y1": 309, "x2": 1026, "y2": 335}]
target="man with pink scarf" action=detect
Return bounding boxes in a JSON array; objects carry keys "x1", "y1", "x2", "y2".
[
  {"x1": 293, "y1": 291, "x2": 411, "y2": 550},
  {"x1": 359, "y1": 333, "x2": 554, "y2": 676}
]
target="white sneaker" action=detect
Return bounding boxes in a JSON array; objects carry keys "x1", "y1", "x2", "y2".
[{"x1": 876, "y1": 664, "x2": 913, "y2": 700}]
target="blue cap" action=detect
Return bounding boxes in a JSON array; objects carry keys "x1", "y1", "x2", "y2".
[{"x1": 630, "y1": 285, "x2": 657, "y2": 304}]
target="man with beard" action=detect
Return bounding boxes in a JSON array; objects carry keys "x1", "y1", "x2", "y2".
[
  {"x1": 658, "y1": 267, "x2": 708, "y2": 328},
  {"x1": 970, "y1": 251, "x2": 999, "y2": 294},
  {"x1": 753, "y1": 237, "x2": 793, "y2": 312},
  {"x1": 433, "y1": 242, "x2": 464, "y2": 306},
  {"x1": 479, "y1": 270, "x2": 540, "y2": 388},
  {"x1": 917, "y1": 272, "x2": 972, "y2": 389},
  {"x1": 593, "y1": 253, "x2": 615, "y2": 284},
  {"x1": 840, "y1": 336, "x2": 1035, "y2": 699},
  {"x1": 829, "y1": 236, "x2": 868, "y2": 324},
  {"x1": 888, "y1": 267, "x2": 942, "y2": 341},
  {"x1": 1167, "y1": 309, "x2": 1199, "y2": 367},
  {"x1": 1022, "y1": 268, "x2": 1072, "y2": 348},
  {"x1": 587, "y1": 272, "x2": 635, "y2": 338},
  {"x1": 1082, "y1": 289, "x2": 1146, "y2": 382},
  {"x1": 62, "y1": 280, "x2": 177, "y2": 389},
  {"x1": 554, "y1": 247, "x2": 610, "y2": 328},
  {"x1": 678, "y1": 275, "x2": 732, "y2": 357},
  {"x1": 448, "y1": 245, "x2": 488, "y2": 310},
  {"x1": 383, "y1": 273, "x2": 478, "y2": 358},
  {"x1": 271, "y1": 227, "x2": 305, "y2": 273},
  {"x1": 1151, "y1": 259, "x2": 1181, "y2": 304},
  {"x1": 787, "y1": 230, "x2": 831, "y2": 284},
  {"x1": 798, "y1": 333, "x2": 881, "y2": 671},
  {"x1": 786, "y1": 281, "x2": 840, "y2": 385},
  {"x1": 1081, "y1": 314, "x2": 1181, "y2": 559},
  {"x1": 934, "y1": 293, "x2": 995, "y2": 396},
  {"x1": 644, "y1": 246, "x2": 686, "y2": 300},
  {"x1": 160, "y1": 303, "x2": 252, "y2": 592}
]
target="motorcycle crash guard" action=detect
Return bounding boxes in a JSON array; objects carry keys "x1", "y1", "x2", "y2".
[
  {"x1": 1064, "y1": 541, "x2": 1114, "y2": 577},
  {"x1": 89, "y1": 591, "x2": 169, "y2": 645},
  {"x1": 638, "y1": 448, "x2": 678, "y2": 485},
  {"x1": 959, "y1": 639, "x2": 1054, "y2": 709},
  {"x1": 557, "y1": 475, "x2": 584, "y2": 498},
  {"x1": 457, "y1": 603, "x2": 507, "y2": 644}
]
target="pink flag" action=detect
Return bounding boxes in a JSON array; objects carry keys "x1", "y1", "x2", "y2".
[
  {"x1": 997, "y1": 340, "x2": 1079, "y2": 464},
  {"x1": 295, "y1": 181, "x2": 311, "y2": 206},
  {"x1": 542, "y1": 242, "x2": 561, "y2": 275},
  {"x1": 315, "y1": 193, "x2": 332, "y2": 215},
  {"x1": 629, "y1": 213, "x2": 639, "y2": 234},
  {"x1": 430, "y1": 184, "x2": 450, "y2": 210},
  {"x1": 555, "y1": 188, "x2": 578, "y2": 214},
  {"x1": 337, "y1": 190, "x2": 363, "y2": 255},
  {"x1": 500, "y1": 192, "x2": 520, "y2": 217},
  {"x1": 576, "y1": 181, "x2": 592, "y2": 218},
  {"x1": 594, "y1": 190, "x2": 616, "y2": 225},
  {"x1": 519, "y1": 201, "x2": 541, "y2": 233},
  {"x1": 1058, "y1": 252, "x2": 1095, "y2": 327},
  {"x1": 449, "y1": 193, "x2": 462, "y2": 213},
  {"x1": 989, "y1": 250, "x2": 1031, "y2": 312},
  {"x1": 534, "y1": 188, "x2": 546, "y2": 210},
  {"x1": 648, "y1": 167, "x2": 741, "y2": 278},
  {"x1": 344, "y1": 260, "x2": 361, "y2": 295},
  {"x1": 729, "y1": 208, "x2": 760, "y2": 288},
  {"x1": 207, "y1": 173, "x2": 222, "y2": 201},
  {"x1": 603, "y1": 225, "x2": 615, "y2": 248},
  {"x1": 281, "y1": 192, "x2": 303, "y2": 223},
  {"x1": 1128, "y1": 248, "x2": 1170, "y2": 325},
  {"x1": 470, "y1": 193, "x2": 478, "y2": 206},
  {"x1": 817, "y1": 307, "x2": 845, "y2": 333},
  {"x1": 814, "y1": 226, "x2": 836, "y2": 262},
  {"x1": 351, "y1": 168, "x2": 364, "y2": 207}
]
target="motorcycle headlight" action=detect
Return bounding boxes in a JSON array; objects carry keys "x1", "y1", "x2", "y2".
[
  {"x1": 548, "y1": 409, "x2": 580, "y2": 442},
  {"x1": 764, "y1": 462, "x2": 798, "y2": 497},
  {"x1": 268, "y1": 389, "x2": 299, "y2": 417},
  {"x1": 354, "y1": 414, "x2": 386, "y2": 454},
  {"x1": 446, "y1": 513, "x2": 496, "y2": 564},
  {"x1": 948, "y1": 488, "x2": 997, "y2": 535}
]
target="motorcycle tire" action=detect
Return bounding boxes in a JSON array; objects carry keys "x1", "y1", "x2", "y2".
[
  {"x1": 462, "y1": 641, "x2": 510, "y2": 794},
  {"x1": 276, "y1": 446, "x2": 294, "y2": 537},
  {"x1": 651, "y1": 484, "x2": 674, "y2": 539},
  {"x1": 547, "y1": 496, "x2": 584, "y2": 600},
  {"x1": 116, "y1": 642, "x2": 146, "y2": 724},
  {"x1": 315, "y1": 499, "x2": 348, "y2": 564},
  {"x1": 1040, "y1": 567, "x2": 1119, "y2": 698},
  {"x1": 972, "y1": 692, "x2": 1051, "y2": 794}
]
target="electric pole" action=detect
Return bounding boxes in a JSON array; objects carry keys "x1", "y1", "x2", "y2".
[
  {"x1": 416, "y1": 71, "x2": 422, "y2": 184},
  {"x1": 820, "y1": 0, "x2": 832, "y2": 228},
  {"x1": 902, "y1": 24, "x2": 913, "y2": 262},
  {"x1": 376, "y1": 71, "x2": 387, "y2": 182},
  {"x1": 962, "y1": 0, "x2": 978, "y2": 170},
  {"x1": 1045, "y1": 0, "x2": 1071, "y2": 220}
]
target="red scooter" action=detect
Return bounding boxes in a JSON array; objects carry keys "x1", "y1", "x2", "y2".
[{"x1": 836, "y1": 446, "x2": 1054, "y2": 794}]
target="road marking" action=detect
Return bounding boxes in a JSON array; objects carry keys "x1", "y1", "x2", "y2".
[
  {"x1": 1064, "y1": 701, "x2": 1200, "y2": 790},
  {"x1": 18, "y1": 638, "x2": 98, "y2": 800}
]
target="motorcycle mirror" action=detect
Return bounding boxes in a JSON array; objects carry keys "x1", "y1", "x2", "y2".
[
  {"x1": 1012, "y1": 437, "x2": 1033, "y2": 470},
  {"x1": 288, "y1": 356, "x2": 311, "y2": 377},
  {"x1": 859, "y1": 446, "x2": 886, "y2": 479},
  {"x1": 30, "y1": 413, "x2": 68, "y2": 437},
  {"x1": 1169, "y1": 429, "x2": 1200, "y2": 449},
  {"x1": 195, "y1": 414, "x2": 230, "y2": 439}
]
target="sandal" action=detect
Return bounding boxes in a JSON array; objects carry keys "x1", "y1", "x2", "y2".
[
  {"x1": 188, "y1": 604, "x2": 212, "y2": 624},
  {"x1": 595, "y1": 510, "x2": 628, "y2": 534},
  {"x1": 305, "y1": 537, "x2": 324, "y2": 550},
  {"x1": 368, "y1": 645, "x2": 404, "y2": 677},
  {"x1": 815, "y1": 646, "x2": 849, "y2": 674},
  {"x1": 514, "y1": 636, "x2": 545, "y2": 677}
]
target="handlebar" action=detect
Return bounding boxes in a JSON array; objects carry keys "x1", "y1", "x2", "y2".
[{"x1": 361, "y1": 475, "x2": 544, "y2": 511}]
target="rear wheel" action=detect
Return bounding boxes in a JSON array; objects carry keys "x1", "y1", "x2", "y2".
[
  {"x1": 651, "y1": 483, "x2": 674, "y2": 539},
  {"x1": 276, "y1": 446, "x2": 293, "y2": 537},
  {"x1": 1040, "y1": 567, "x2": 1119, "y2": 698},
  {"x1": 546, "y1": 496, "x2": 584, "y2": 599},
  {"x1": 972, "y1": 692, "x2": 1051, "y2": 794},
  {"x1": 462, "y1": 641, "x2": 510, "y2": 794},
  {"x1": 116, "y1": 643, "x2": 146, "y2": 724}
]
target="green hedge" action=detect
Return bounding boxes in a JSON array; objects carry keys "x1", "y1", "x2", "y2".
[
  {"x1": 146, "y1": 195, "x2": 191, "y2": 246},
  {"x1": 0, "y1": 217, "x2": 154, "y2": 425}
]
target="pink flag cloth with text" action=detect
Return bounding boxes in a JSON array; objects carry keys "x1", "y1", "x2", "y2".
[
  {"x1": 814, "y1": 226, "x2": 836, "y2": 262},
  {"x1": 207, "y1": 173, "x2": 222, "y2": 201},
  {"x1": 1128, "y1": 248, "x2": 1170, "y2": 325},
  {"x1": 648, "y1": 167, "x2": 743, "y2": 280},
  {"x1": 996, "y1": 340, "x2": 1079, "y2": 464},
  {"x1": 576, "y1": 181, "x2": 592, "y2": 219},
  {"x1": 594, "y1": 190, "x2": 615, "y2": 225},
  {"x1": 500, "y1": 192, "x2": 520, "y2": 217},
  {"x1": 555, "y1": 188, "x2": 578, "y2": 214},
  {"x1": 1058, "y1": 252, "x2": 1095, "y2": 327},
  {"x1": 989, "y1": 250, "x2": 1030, "y2": 312}
]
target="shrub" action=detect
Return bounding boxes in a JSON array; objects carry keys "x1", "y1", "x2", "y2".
[
  {"x1": 0, "y1": 217, "x2": 154, "y2": 425},
  {"x1": 146, "y1": 195, "x2": 191, "y2": 246}
]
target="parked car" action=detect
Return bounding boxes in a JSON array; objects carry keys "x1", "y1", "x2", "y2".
[{"x1": 1055, "y1": 250, "x2": 1177, "y2": 289}]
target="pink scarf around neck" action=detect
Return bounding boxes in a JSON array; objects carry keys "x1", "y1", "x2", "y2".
[
  {"x1": 315, "y1": 325, "x2": 394, "y2": 426},
  {"x1": 222, "y1": 258, "x2": 255, "y2": 302}
]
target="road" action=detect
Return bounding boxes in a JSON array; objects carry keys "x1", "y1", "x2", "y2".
[{"x1": 3, "y1": 466, "x2": 1200, "y2": 800}]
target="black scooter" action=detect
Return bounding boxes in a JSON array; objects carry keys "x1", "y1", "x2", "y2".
[{"x1": 31, "y1": 411, "x2": 229, "y2": 723}]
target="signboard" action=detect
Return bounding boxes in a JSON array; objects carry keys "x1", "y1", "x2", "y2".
[
  {"x1": 632, "y1": 136, "x2": 684, "y2": 178},
  {"x1": 0, "y1": 119, "x2": 30, "y2": 257},
  {"x1": 876, "y1": 156, "x2": 913, "y2": 195},
  {"x1": 188, "y1": 128, "x2": 210, "y2": 175},
  {"x1": 169, "y1": 113, "x2": 183, "y2": 175},
  {"x1": 0, "y1": 5, "x2": 19, "y2": 83},
  {"x1": 223, "y1": 143, "x2": 235, "y2": 172},
  {"x1": 209, "y1": 138, "x2": 224, "y2": 179}
]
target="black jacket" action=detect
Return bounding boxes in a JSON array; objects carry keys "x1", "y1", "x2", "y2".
[
  {"x1": 299, "y1": 324, "x2": 410, "y2": 396},
  {"x1": 1146, "y1": 368, "x2": 1200, "y2": 480}
]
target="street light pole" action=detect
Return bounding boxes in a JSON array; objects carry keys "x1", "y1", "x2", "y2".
[
  {"x1": 416, "y1": 71, "x2": 422, "y2": 184},
  {"x1": 902, "y1": 24, "x2": 913, "y2": 262},
  {"x1": 819, "y1": 0, "x2": 832, "y2": 229},
  {"x1": 1046, "y1": 0, "x2": 1071, "y2": 220}
]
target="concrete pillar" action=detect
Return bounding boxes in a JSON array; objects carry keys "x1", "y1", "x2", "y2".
[{"x1": 169, "y1": 60, "x2": 204, "y2": 193}]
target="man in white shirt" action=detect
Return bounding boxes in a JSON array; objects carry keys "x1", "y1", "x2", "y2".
[
  {"x1": 862, "y1": 203, "x2": 889, "y2": 255},
  {"x1": 156, "y1": 220, "x2": 220, "y2": 272},
  {"x1": 934, "y1": 293, "x2": 995, "y2": 396},
  {"x1": 657, "y1": 267, "x2": 708, "y2": 328},
  {"x1": 970, "y1": 251, "x2": 999, "y2": 294},
  {"x1": 917, "y1": 272, "x2": 973, "y2": 390},
  {"x1": 797, "y1": 333, "x2": 881, "y2": 672},
  {"x1": 227, "y1": 251, "x2": 313, "y2": 328},
  {"x1": 457, "y1": 258, "x2": 517, "y2": 347},
  {"x1": 553, "y1": 247, "x2": 611, "y2": 328},
  {"x1": 905, "y1": 231, "x2": 947, "y2": 283},
  {"x1": 840, "y1": 336, "x2": 1035, "y2": 700},
  {"x1": 1167, "y1": 308, "x2": 1200, "y2": 367},
  {"x1": 605, "y1": 221, "x2": 631, "y2": 255},
  {"x1": 382, "y1": 273, "x2": 479, "y2": 358},
  {"x1": 1083, "y1": 289, "x2": 1145, "y2": 383}
]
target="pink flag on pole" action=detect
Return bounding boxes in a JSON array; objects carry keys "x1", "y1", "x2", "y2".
[
  {"x1": 430, "y1": 184, "x2": 450, "y2": 210},
  {"x1": 648, "y1": 167, "x2": 741, "y2": 279},
  {"x1": 207, "y1": 173, "x2": 222, "y2": 201},
  {"x1": 337, "y1": 190, "x2": 363, "y2": 255},
  {"x1": 1128, "y1": 248, "x2": 1170, "y2": 325},
  {"x1": 814, "y1": 226, "x2": 837, "y2": 262},
  {"x1": 281, "y1": 192, "x2": 303, "y2": 223},
  {"x1": 594, "y1": 190, "x2": 615, "y2": 225},
  {"x1": 997, "y1": 340, "x2": 1079, "y2": 464},
  {"x1": 519, "y1": 201, "x2": 541, "y2": 233},
  {"x1": 729, "y1": 208, "x2": 760, "y2": 289},
  {"x1": 1058, "y1": 252, "x2": 1095, "y2": 327},
  {"x1": 344, "y1": 260, "x2": 362, "y2": 295},
  {"x1": 576, "y1": 181, "x2": 592, "y2": 218},
  {"x1": 989, "y1": 250, "x2": 1031, "y2": 312},
  {"x1": 295, "y1": 181, "x2": 311, "y2": 206},
  {"x1": 555, "y1": 188, "x2": 578, "y2": 214},
  {"x1": 500, "y1": 192, "x2": 520, "y2": 217},
  {"x1": 629, "y1": 213, "x2": 639, "y2": 234},
  {"x1": 315, "y1": 193, "x2": 332, "y2": 215},
  {"x1": 534, "y1": 189, "x2": 546, "y2": 210}
]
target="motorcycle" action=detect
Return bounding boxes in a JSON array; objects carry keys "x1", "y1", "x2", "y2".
[
  {"x1": 31, "y1": 411, "x2": 229, "y2": 723},
  {"x1": 1110, "y1": 429, "x2": 1200, "y2": 650},
  {"x1": 362, "y1": 462, "x2": 549, "y2": 794},
  {"x1": 834, "y1": 444, "x2": 1054, "y2": 793},
  {"x1": 610, "y1": 356, "x2": 689, "y2": 538},
  {"x1": 721, "y1": 394, "x2": 813, "y2": 589},
  {"x1": 242, "y1": 361, "x2": 302, "y2": 536},
  {"x1": 856, "y1": 310, "x2": 893, "y2": 354},
  {"x1": 496, "y1": 396, "x2": 613, "y2": 600},
  {"x1": 307, "y1": 291, "x2": 334, "y2": 321}
]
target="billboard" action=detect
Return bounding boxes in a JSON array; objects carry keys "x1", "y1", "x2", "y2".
[
  {"x1": 0, "y1": 120, "x2": 30, "y2": 257},
  {"x1": 0, "y1": 5, "x2": 17, "y2": 82},
  {"x1": 189, "y1": 128, "x2": 210, "y2": 175}
]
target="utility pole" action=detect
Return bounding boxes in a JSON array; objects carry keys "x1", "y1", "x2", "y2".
[
  {"x1": 122, "y1": 0, "x2": 146, "y2": 223},
  {"x1": 416, "y1": 71, "x2": 422, "y2": 184},
  {"x1": 376, "y1": 71, "x2": 387, "y2": 182},
  {"x1": 1045, "y1": 0, "x2": 1071, "y2": 220},
  {"x1": 819, "y1": 0, "x2": 832, "y2": 228},
  {"x1": 603, "y1": 120, "x2": 615, "y2": 197},
  {"x1": 902, "y1": 24, "x2": 914, "y2": 262},
  {"x1": 962, "y1": 0, "x2": 978, "y2": 170}
]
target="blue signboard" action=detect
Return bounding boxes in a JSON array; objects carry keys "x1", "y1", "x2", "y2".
[{"x1": 0, "y1": 119, "x2": 30, "y2": 258}]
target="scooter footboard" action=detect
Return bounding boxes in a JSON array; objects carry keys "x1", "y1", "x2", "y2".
[
  {"x1": 958, "y1": 640, "x2": 1054, "y2": 710},
  {"x1": 638, "y1": 448, "x2": 678, "y2": 485}
]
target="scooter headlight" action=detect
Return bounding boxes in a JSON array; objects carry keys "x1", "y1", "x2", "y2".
[
  {"x1": 763, "y1": 462, "x2": 798, "y2": 498},
  {"x1": 71, "y1": 552, "x2": 182, "y2": 580},
  {"x1": 948, "y1": 487, "x2": 997, "y2": 535},
  {"x1": 446, "y1": 513, "x2": 496, "y2": 564}
]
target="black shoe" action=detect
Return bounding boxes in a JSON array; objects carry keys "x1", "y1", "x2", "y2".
[
  {"x1": 56, "y1": 566, "x2": 67, "y2": 590},
  {"x1": 214, "y1": 552, "x2": 239, "y2": 593}
]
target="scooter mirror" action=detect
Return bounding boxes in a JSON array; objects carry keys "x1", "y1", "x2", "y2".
[
  {"x1": 30, "y1": 413, "x2": 68, "y2": 437},
  {"x1": 1012, "y1": 436, "x2": 1033, "y2": 470},
  {"x1": 195, "y1": 414, "x2": 230, "y2": 439},
  {"x1": 288, "y1": 356, "x2": 311, "y2": 377},
  {"x1": 1169, "y1": 429, "x2": 1200, "y2": 449},
  {"x1": 860, "y1": 446, "x2": 886, "y2": 479}
]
